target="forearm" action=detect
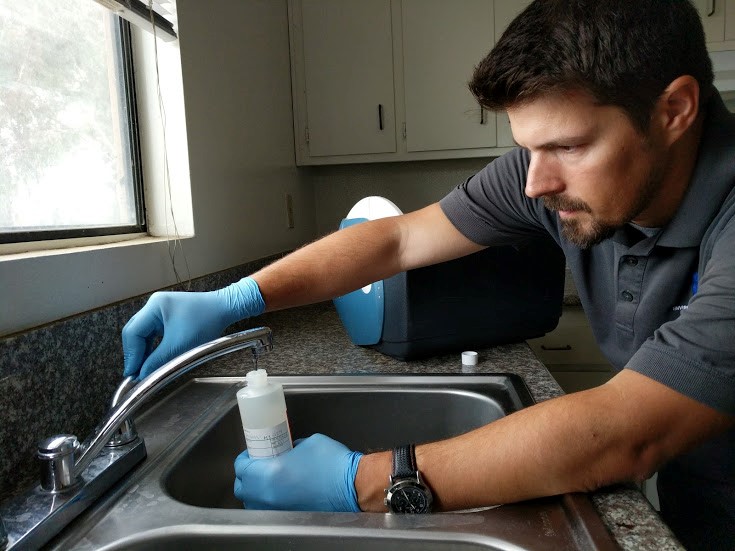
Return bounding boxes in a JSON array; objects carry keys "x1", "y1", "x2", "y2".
[
  {"x1": 251, "y1": 216, "x2": 404, "y2": 312},
  {"x1": 355, "y1": 370, "x2": 733, "y2": 512},
  {"x1": 251, "y1": 203, "x2": 485, "y2": 312},
  {"x1": 356, "y1": 385, "x2": 631, "y2": 512},
  {"x1": 414, "y1": 386, "x2": 636, "y2": 511}
]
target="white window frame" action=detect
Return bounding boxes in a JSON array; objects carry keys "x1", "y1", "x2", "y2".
[{"x1": 0, "y1": 21, "x2": 194, "y2": 337}]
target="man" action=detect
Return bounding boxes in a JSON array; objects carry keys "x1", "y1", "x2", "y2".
[{"x1": 122, "y1": 1, "x2": 735, "y2": 549}]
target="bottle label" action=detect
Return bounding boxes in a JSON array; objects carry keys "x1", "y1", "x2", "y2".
[{"x1": 244, "y1": 421, "x2": 293, "y2": 459}]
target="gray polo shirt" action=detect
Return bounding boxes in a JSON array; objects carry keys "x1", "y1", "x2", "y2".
[{"x1": 440, "y1": 93, "x2": 735, "y2": 547}]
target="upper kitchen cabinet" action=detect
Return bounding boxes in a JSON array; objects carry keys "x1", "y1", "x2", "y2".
[
  {"x1": 401, "y1": 0, "x2": 495, "y2": 152},
  {"x1": 289, "y1": 0, "x2": 522, "y2": 165},
  {"x1": 694, "y1": 0, "x2": 735, "y2": 47},
  {"x1": 289, "y1": 0, "x2": 735, "y2": 165},
  {"x1": 288, "y1": 0, "x2": 396, "y2": 160},
  {"x1": 727, "y1": 0, "x2": 735, "y2": 41},
  {"x1": 494, "y1": 0, "x2": 532, "y2": 147}
]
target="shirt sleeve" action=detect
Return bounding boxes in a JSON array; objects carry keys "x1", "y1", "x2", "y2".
[
  {"x1": 627, "y1": 211, "x2": 735, "y2": 415},
  {"x1": 439, "y1": 148, "x2": 553, "y2": 246}
]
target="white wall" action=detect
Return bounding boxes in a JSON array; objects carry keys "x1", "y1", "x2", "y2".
[
  {"x1": 175, "y1": 0, "x2": 315, "y2": 270},
  {"x1": 310, "y1": 158, "x2": 489, "y2": 235},
  {"x1": 0, "y1": 0, "x2": 315, "y2": 337}
]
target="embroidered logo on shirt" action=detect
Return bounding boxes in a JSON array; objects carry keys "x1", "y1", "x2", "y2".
[{"x1": 672, "y1": 272, "x2": 698, "y2": 312}]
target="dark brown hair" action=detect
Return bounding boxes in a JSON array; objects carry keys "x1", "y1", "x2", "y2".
[{"x1": 469, "y1": 0, "x2": 714, "y2": 132}]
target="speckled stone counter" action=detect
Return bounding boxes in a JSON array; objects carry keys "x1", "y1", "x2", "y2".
[{"x1": 196, "y1": 302, "x2": 683, "y2": 551}]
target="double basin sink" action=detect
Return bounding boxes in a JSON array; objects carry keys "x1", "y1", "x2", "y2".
[{"x1": 48, "y1": 374, "x2": 618, "y2": 550}]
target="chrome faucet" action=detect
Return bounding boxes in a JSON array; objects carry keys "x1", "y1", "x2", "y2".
[
  {"x1": 57, "y1": 326, "x2": 273, "y2": 492},
  {"x1": 0, "y1": 327, "x2": 273, "y2": 550}
]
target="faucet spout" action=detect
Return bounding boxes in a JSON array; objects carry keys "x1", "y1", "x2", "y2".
[{"x1": 72, "y1": 326, "x2": 273, "y2": 481}]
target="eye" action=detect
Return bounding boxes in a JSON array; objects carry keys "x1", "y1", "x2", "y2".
[{"x1": 560, "y1": 145, "x2": 578, "y2": 153}]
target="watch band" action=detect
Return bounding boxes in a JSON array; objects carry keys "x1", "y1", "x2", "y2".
[
  {"x1": 386, "y1": 444, "x2": 433, "y2": 513},
  {"x1": 392, "y1": 444, "x2": 417, "y2": 479}
]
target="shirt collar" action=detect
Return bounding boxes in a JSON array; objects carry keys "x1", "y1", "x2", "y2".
[{"x1": 655, "y1": 92, "x2": 735, "y2": 248}]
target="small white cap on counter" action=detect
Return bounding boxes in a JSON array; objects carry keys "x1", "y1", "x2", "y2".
[{"x1": 461, "y1": 351, "x2": 478, "y2": 366}]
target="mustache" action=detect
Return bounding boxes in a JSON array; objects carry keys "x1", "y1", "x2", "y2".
[{"x1": 542, "y1": 195, "x2": 592, "y2": 213}]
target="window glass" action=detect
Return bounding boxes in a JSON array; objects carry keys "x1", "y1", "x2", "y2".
[{"x1": 0, "y1": 0, "x2": 142, "y2": 241}]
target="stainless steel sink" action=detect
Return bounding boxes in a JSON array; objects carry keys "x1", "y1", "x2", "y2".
[
  {"x1": 48, "y1": 375, "x2": 619, "y2": 551},
  {"x1": 164, "y1": 375, "x2": 523, "y2": 509}
]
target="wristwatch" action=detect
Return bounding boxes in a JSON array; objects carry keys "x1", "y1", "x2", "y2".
[{"x1": 384, "y1": 444, "x2": 433, "y2": 513}]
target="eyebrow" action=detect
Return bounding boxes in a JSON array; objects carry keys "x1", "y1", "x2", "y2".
[{"x1": 513, "y1": 136, "x2": 587, "y2": 150}]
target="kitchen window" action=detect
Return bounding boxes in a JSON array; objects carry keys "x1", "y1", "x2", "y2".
[{"x1": 0, "y1": 0, "x2": 145, "y2": 245}]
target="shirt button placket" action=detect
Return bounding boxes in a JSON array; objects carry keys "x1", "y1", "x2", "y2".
[{"x1": 616, "y1": 255, "x2": 643, "y2": 332}]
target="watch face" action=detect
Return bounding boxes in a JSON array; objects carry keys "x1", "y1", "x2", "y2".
[{"x1": 387, "y1": 481, "x2": 432, "y2": 514}]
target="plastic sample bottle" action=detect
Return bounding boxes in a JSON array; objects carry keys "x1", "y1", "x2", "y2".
[{"x1": 236, "y1": 369, "x2": 293, "y2": 459}]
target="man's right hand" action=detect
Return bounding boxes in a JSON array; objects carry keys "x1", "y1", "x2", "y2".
[{"x1": 122, "y1": 276, "x2": 265, "y2": 380}]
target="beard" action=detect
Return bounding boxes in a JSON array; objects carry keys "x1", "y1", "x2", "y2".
[
  {"x1": 543, "y1": 162, "x2": 665, "y2": 249},
  {"x1": 556, "y1": 211, "x2": 617, "y2": 249}
]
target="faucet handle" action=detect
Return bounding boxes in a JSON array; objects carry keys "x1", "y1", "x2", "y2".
[
  {"x1": 106, "y1": 377, "x2": 139, "y2": 448},
  {"x1": 37, "y1": 435, "x2": 81, "y2": 493}
]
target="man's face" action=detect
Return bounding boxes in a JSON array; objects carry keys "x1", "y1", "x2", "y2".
[{"x1": 507, "y1": 90, "x2": 667, "y2": 248}]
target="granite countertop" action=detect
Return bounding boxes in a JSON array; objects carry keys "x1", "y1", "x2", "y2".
[{"x1": 198, "y1": 302, "x2": 683, "y2": 551}]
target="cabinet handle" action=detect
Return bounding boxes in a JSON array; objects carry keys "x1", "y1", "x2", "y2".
[
  {"x1": 378, "y1": 104, "x2": 384, "y2": 130},
  {"x1": 480, "y1": 108, "x2": 486, "y2": 125},
  {"x1": 541, "y1": 344, "x2": 572, "y2": 351},
  {"x1": 707, "y1": 0, "x2": 715, "y2": 16}
]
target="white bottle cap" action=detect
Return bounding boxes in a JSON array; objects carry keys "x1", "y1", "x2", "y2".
[
  {"x1": 246, "y1": 368, "x2": 268, "y2": 387},
  {"x1": 461, "y1": 351, "x2": 478, "y2": 366}
]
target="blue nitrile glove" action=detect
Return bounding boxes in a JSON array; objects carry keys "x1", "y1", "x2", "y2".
[
  {"x1": 233, "y1": 433, "x2": 363, "y2": 512},
  {"x1": 122, "y1": 277, "x2": 265, "y2": 380}
]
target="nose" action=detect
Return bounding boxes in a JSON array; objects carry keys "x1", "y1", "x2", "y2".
[{"x1": 524, "y1": 152, "x2": 565, "y2": 199}]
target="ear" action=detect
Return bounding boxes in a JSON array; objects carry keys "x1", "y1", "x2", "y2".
[{"x1": 654, "y1": 76, "x2": 700, "y2": 146}]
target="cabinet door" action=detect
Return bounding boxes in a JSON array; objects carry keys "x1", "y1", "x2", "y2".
[
  {"x1": 300, "y1": 0, "x2": 396, "y2": 157},
  {"x1": 401, "y1": 0, "x2": 496, "y2": 152},
  {"x1": 693, "y1": 0, "x2": 726, "y2": 42},
  {"x1": 526, "y1": 306, "x2": 613, "y2": 393},
  {"x1": 494, "y1": 0, "x2": 532, "y2": 147},
  {"x1": 726, "y1": 0, "x2": 735, "y2": 41}
]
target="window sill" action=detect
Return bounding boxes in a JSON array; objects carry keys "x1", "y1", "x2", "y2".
[
  {"x1": 0, "y1": 233, "x2": 193, "y2": 262},
  {"x1": 0, "y1": 231, "x2": 196, "y2": 338}
]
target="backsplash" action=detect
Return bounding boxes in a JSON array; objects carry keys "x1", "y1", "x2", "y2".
[{"x1": 0, "y1": 253, "x2": 283, "y2": 501}]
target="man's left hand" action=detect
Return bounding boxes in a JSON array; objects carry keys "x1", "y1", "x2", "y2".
[{"x1": 233, "y1": 433, "x2": 363, "y2": 512}]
